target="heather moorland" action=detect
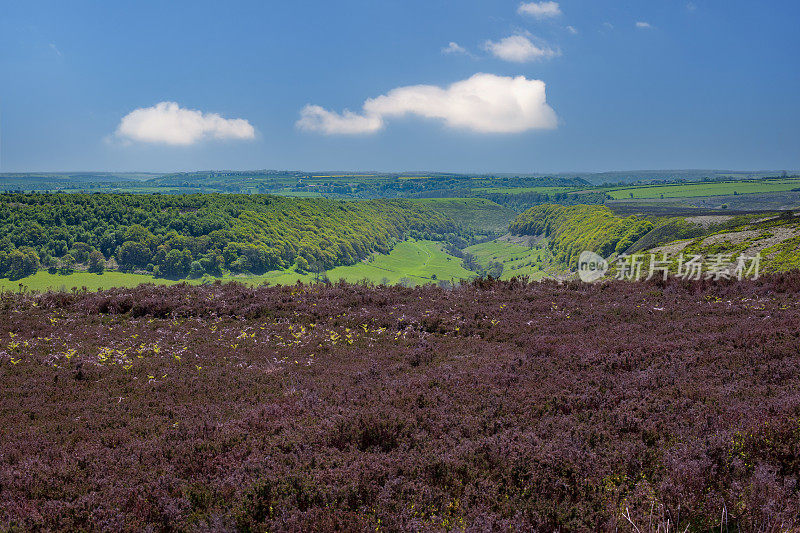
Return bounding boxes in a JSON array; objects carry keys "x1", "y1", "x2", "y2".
[{"x1": 1, "y1": 275, "x2": 799, "y2": 531}]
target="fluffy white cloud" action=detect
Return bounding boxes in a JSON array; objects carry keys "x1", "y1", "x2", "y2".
[
  {"x1": 484, "y1": 35, "x2": 560, "y2": 63},
  {"x1": 114, "y1": 102, "x2": 255, "y2": 146},
  {"x1": 518, "y1": 1, "x2": 562, "y2": 19},
  {"x1": 297, "y1": 73, "x2": 558, "y2": 135},
  {"x1": 442, "y1": 42, "x2": 468, "y2": 55},
  {"x1": 296, "y1": 105, "x2": 384, "y2": 135},
  {"x1": 566, "y1": 25, "x2": 578, "y2": 35},
  {"x1": 636, "y1": 21, "x2": 653, "y2": 29}
]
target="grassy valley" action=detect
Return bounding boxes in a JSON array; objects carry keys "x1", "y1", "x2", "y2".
[
  {"x1": 0, "y1": 239, "x2": 475, "y2": 291},
  {"x1": 464, "y1": 238, "x2": 553, "y2": 280},
  {"x1": 3, "y1": 180, "x2": 800, "y2": 290}
]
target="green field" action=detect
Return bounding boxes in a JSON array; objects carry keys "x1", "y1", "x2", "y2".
[
  {"x1": 465, "y1": 240, "x2": 551, "y2": 280},
  {"x1": 0, "y1": 270, "x2": 190, "y2": 292},
  {"x1": 230, "y1": 239, "x2": 474, "y2": 286},
  {"x1": 327, "y1": 239, "x2": 473, "y2": 284},
  {"x1": 1, "y1": 240, "x2": 474, "y2": 292},
  {"x1": 605, "y1": 179, "x2": 800, "y2": 199}
]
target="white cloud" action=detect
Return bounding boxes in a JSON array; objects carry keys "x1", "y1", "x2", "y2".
[
  {"x1": 636, "y1": 21, "x2": 653, "y2": 29},
  {"x1": 518, "y1": 1, "x2": 562, "y2": 19},
  {"x1": 297, "y1": 105, "x2": 384, "y2": 135},
  {"x1": 686, "y1": 2, "x2": 697, "y2": 11},
  {"x1": 114, "y1": 102, "x2": 255, "y2": 146},
  {"x1": 297, "y1": 73, "x2": 558, "y2": 135},
  {"x1": 566, "y1": 25, "x2": 578, "y2": 35},
  {"x1": 442, "y1": 42, "x2": 468, "y2": 55},
  {"x1": 484, "y1": 35, "x2": 560, "y2": 63},
  {"x1": 49, "y1": 43, "x2": 62, "y2": 57}
]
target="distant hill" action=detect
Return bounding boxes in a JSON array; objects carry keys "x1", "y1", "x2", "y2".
[
  {"x1": 0, "y1": 172, "x2": 160, "y2": 191},
  {"x1": 415, "y1": 198, "x2": 518, "y2": 235},
  {"x1": 561, "y1": 169, "x2": 798, "y2": 185}
]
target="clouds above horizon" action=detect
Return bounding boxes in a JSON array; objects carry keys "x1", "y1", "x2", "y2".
[
  {"x1": 114, "y1": 102, "x2": 255, "y2": 146},
  {"x1": 441, "y1": 41, "x2": 468, "y2": 55},
  {"x1": 518, "y1": 1, "x2": 562, "y2": 19},
  {"x1": 297, "y1": 73, "x2": 557, "y2": 135},
  {"x1": 636, "y1": 21, "x2": 653, "y2": 29},
  {"x1": 484, "y1": 35, "x2": 560, "y2": 63}
]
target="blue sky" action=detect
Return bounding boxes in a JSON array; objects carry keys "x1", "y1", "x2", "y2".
[{"x1": 1, "y1": 0, "x2": 798, "y2": 173}]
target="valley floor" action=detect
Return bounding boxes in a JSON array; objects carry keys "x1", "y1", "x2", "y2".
[{"x1": 0, "y1": 239, "x2": 481, "y2": 292}]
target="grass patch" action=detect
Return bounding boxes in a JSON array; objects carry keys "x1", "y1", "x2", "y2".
[
  {"x1": 761, "y1": 236, "x2": 800, "y2": 272},
  {"x1": 465, "y1": 240, "x2": 551, "y2": 280},
  {"x1": 326, "y1": 239, "x2": 474, "y2": 285},
  {"x1": 0, "y1": 271, "x2": 189, "y2": 292},
  {"x1": 606, "y1": 179, "x2": 800, "y2": 199}
]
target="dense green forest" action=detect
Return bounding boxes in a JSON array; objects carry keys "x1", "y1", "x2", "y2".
[
  {"x1": 0, "y1": 193, "x2": 459, "y2": 280},
  {"x1": 509, "y1": 204, "x2": 654, "y2": 267}
]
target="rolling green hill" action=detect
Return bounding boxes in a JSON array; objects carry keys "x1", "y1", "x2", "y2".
[
  {"x1": 415, "y1": 198, "x2": 517, "y2": 234},
  {"x1": 508, "y1": 203, "x2": 800, "y2": 275},
  {"x1": 509, "y1": 204, "x2": 654, "y2": 267}
]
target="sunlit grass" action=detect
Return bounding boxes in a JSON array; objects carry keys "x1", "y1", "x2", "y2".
[
  {"x1": 1, "y1": 240, "x2": 474, "y2": 292},
  {"x1": 605, "y1": 178, "x2": 800, "y2": 199}
]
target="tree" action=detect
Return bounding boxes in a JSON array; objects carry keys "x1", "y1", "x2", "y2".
[
  {"x1": 222, "y1": 243, "x2": 240, "y2": 268},
  {"x1": 310, "y1": 259, "x2": 326, "y2": 281},
  {"x1": 199, "y1": 254, "x2": 223, "y2": 277},
  {"x1": 162, "y1": 249, "x2": 192, "y2": 278},
  {"x1": 60, "y1": 254, "x2": 76, "y2": 274},
  {"x1": 3, "y1": 248, "x2": 39, "y2": 280},
  {"x1": 123, "y1": 224, "x2": 154, "y2": 244},
  {"x1": 88, "y1": 250, "x2": 105, "y2": 273},
  {"x1": 70, "y1": 242, "x2": 93, "y2": 263},
  {"x1": 295, "y1": 256, "x2": 310, "y2": 273},
  {"x1": 189, "y1": 260, "x2": 205, "y2": 279},
  {"x1": 99, "y1": 231, "x2": 118, "y2": 257},
  {"x1": 486, "y1": 262, "x2": 504, "y2": 279},
  {"x1": 118, "y1": 241, "x2": 152, "y2": 269}
]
